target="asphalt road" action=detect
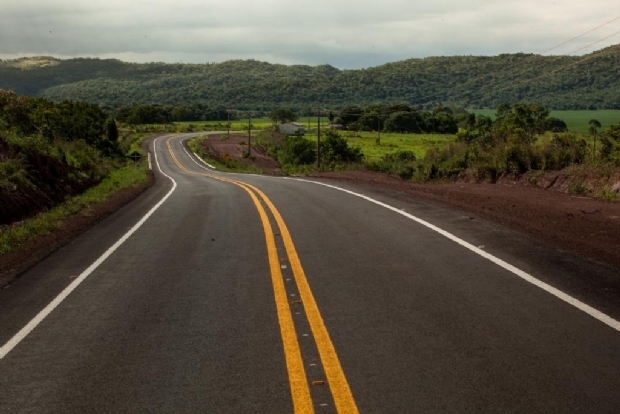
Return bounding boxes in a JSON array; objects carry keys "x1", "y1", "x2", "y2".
[{"x1": 1, "y1": 133, "x2": 619, "y2": 413}]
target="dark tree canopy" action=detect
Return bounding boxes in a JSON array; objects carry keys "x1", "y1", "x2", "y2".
[
  {"x1": 3, "y1": 49, "x2": 620, "y2": 110},
  {"x1": 269, "y1": 108, "x2": 298, "y2": 124}
]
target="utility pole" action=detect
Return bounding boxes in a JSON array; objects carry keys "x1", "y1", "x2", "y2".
[
  {"x1": 248, "y1": 113, "x2": 252, "y2": 157},
  {"x1": 317, "y1": 110, "x2": 321, "y2": 169}
]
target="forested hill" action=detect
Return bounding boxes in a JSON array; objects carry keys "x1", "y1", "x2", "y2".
[{"x1": 1, "y1": 45, "x2": 619, "y2": 110}]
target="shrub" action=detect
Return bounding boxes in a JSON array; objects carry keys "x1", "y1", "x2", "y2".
[
  {"x1": 320, "y1": 130, "x2": 364, "y2": 164},
  {"x1": 600, "y1": 125, "x2": 620, "y2": 166},
  {"x1": 540, "y1": 132, "x2": 587, "y2": 170},
  {"x1": 381, "y1": 150, "x2": 416, "y2": 163},
  {"x1": 281, "y1": 135, "x2": 316, "y2": 165}
]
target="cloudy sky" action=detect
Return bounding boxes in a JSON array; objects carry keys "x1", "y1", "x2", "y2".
[{"x1": 0, "y1": 0, "x2": 618, "y2": 68}]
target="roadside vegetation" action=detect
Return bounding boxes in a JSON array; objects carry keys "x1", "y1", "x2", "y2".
[
  {"x1": 233, "y1": 103, "x2": 619, "y2": 199},
  {"x1": 360, "y1": 103, "x2": 620, "y2": 199},
  {"x1": 0, "y1": 89, "x2": 150, "y2": 253}
]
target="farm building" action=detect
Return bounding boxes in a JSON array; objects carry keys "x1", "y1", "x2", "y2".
[{"x1": 278, "y1": 122, "x2": 306, "y2": 135}]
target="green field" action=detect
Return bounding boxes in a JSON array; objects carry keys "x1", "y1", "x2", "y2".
[
  {"x1": 304, "y1": 131, "x2": 456, "y2": 161},
  {"x1": 472, "y1": 110, "x2": 619, "y2": 134},
  {"x1": 176, "y1": 117, "x2": 330, "y2": 131}
]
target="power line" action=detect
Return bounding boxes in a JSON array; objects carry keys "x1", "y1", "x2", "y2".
[
  {"x1": 565, "y1": 28, "x2": 620, "y2": 55},
  {"x1": 401, "y1": 15, "x2": 620, "y2": 107},
  {"x1": 446, "y1": 43, "x2": 620, "y2": 108},
  {"x1": 540, "y1": 15, "x2": 620, "y2": 55}
]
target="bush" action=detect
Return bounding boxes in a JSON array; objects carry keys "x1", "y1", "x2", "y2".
[
  {"x1": 320, "y1": 130, "x2": 364, "y2": 164},
  {"x1": 365, "y1": 151, "x2": 417, "y2": 179},
  {"x1": 281, "y1": 135, "x2": 316, "y2": 165},
  {"x1": 545, "y1": 117, "x2": 568, "y2": 132},
  {"x1": 540, "y1": 133, "x2": 587, "y2": 170},
  {"x1": 600, "y1": 125, "x2": 620, "y2": 166},
  {"x1": 381, "y1": 150, "x2": 416, "y2": 163}
]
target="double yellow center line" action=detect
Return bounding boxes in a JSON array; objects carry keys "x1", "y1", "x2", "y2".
[{"x1": 165, "y1": 138, "x2": 358, "y2": 414}]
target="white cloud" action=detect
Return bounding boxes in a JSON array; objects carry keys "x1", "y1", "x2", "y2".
[{"x1": 0, "y1": 0, "x2": 618, "y2": 68}]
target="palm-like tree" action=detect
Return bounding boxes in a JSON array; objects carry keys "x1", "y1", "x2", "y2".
[{"x1": 589, "y1": 119, "x2": 602, "y2": 160}]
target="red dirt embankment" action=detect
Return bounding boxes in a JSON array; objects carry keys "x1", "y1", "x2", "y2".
[
  {"x1": 199, "y1": 134, "x2": 281, "y2": 173},
  {"x1": 0, "y1": 173, "x2": 155, "y2": 288},
  {"x1": 312, "y1": 170, "x2": 620, "y2": 268}
]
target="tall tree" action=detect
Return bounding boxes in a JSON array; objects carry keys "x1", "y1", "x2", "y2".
[
  {"x1": 589, "y1": 119, "x2": 602, "y2": 159},
  {"x1": 269, "y1": 108, "x2": 298, "y2": 124},
  {"x1": 105, "y1": 118, "x2": 119, "y2": 142}
]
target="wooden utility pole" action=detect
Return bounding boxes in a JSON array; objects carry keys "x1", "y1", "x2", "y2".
[
  {"x1": 248, "y1": 114, "x2": 252, "y2": 157},
  {"x1": 317, "y1": 110, "x2": 321, "y2": 168}
]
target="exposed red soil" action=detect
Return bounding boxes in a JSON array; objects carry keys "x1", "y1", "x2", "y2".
[
  {"x1": 199, "y1": 134, "x2": 281, "y2": 172},
  {"x1": 311, "y1": 170, "x2": 620, "y2": 268},
  {"x1": 0, "y1": 172, "x2": 155, "y2": 288}
]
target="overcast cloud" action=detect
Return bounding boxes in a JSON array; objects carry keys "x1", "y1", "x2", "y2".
[{"x1": 0, "y1": 0, "x2": 618, "y2": 68}]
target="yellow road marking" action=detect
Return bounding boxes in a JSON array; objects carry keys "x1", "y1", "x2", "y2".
[
  {"x1": 165, "y1": 137, "x2": 358, "y2": 413},
  {"x1": 245, "y1": 184, "x2": 359, "y2": 414},
  {"x1": 166, "y1": 140, "x2": 314, "y2": 413},
  {"x1": 240, "y1": 185, "x2": 314, "y2": 414}
]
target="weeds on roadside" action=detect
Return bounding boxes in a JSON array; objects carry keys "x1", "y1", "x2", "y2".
[{"x1": 0, "y1": 163, "x2": 149, "y2": 254}]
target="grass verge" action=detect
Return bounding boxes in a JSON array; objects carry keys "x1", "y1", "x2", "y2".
[{"x1": 0, "y1": 162, "x2": 150, "y2": 254}]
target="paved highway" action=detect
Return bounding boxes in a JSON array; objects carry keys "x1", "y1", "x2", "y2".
[{"x1": 1, "y1": 134, "x2": 619, "y2": 413}]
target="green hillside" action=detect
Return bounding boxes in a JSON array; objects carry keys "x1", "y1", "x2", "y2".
[{"x1": 1, "y1": 45, "x2": 619, "y2": 110}]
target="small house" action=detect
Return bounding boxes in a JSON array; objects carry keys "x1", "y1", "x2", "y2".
[
  {"x1": 328, "y1": 124, "x2": 345, "y2": 130},
  {"x1": 278, "y1": 122, "x2": 306, "y2": 135}
]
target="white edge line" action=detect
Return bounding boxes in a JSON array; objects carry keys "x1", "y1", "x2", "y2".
[
  {"x1": 0, "y1": 137, "x2": 178, "y2": 359},
  {"x1": 282, "y1": 177, "x2": 620, "y2": 333},
  {"x1": 180, "y1": 137, "x2": 269, "y2": 178},
  {"x1": 147, "y1": 153, "x2": 152, "y2": 170},
  {"x1": 192, "y1": 151, "x2": 217, "y2": 170}
]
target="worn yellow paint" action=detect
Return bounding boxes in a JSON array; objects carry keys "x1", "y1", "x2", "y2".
[{"x1": 166, "y1": 137, "x2": 358, "y2": 413}]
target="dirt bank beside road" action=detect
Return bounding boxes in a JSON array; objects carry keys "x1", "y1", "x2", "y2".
[{"x1": 312, "y1": 170, "x2": 620, "y2": 269}]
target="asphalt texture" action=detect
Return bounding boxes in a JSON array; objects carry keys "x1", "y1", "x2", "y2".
[{"x1": 1, "y1": 133, "x2": 619, "y2": 413}]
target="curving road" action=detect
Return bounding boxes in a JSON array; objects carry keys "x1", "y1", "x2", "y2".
[{"x1": 1, "y1": 133, "x2": 620, "y2": 413}]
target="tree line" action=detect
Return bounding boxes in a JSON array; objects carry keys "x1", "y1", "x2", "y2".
[
  {"x1": 366, "y1": 102, "x2": 620, "y2": 182},
  {"x1": 113, "y1": 103, "x2": 238, "y2": 125}
]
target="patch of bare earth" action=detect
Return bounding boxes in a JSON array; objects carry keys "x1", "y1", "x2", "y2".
[
  {"x1": 311, "y1": 170, "x2": 620, "y2": 269},
  {"x1": 198, "y1": 134, "x2": 281, "y2": 173},
  {"x1": 0, "y1": 172, "x2": 155, "y2": 288}
]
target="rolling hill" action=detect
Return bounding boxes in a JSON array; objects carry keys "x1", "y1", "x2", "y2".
[{"x1": 1, "y1": 45, "x2": 619, "y2": 110}]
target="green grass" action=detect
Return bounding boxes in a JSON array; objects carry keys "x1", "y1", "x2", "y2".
[
  {"x1": 173, "y1": 117, "x2": 330, "y2": 132},
  {"x1": 472, "y1": 109, "x2": 619, "y2": 134},
  {"x1": 0, "y1": 161, "x2": 150, "y2": 254},
  {"x1": 304, "y1": 131, "x2": 456, "y2": 161},
  {"x1": 118, "y1": 130, "x2": 149, "y2": 156}
]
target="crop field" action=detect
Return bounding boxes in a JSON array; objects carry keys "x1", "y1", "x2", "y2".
[
  {"x1": 176, "y1": 117, "x2": 330, "y2": 131},
  {"x1": 304, "y1": 131, "x2": 456, "y2": 161},
  {"x1": 473, "y1": 109, "x2": 619, "y2": 134}
]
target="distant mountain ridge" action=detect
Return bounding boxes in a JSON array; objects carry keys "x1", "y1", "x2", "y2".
[{"x1": 1, "y1": 46, "x2": 619, "y2": 110}]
